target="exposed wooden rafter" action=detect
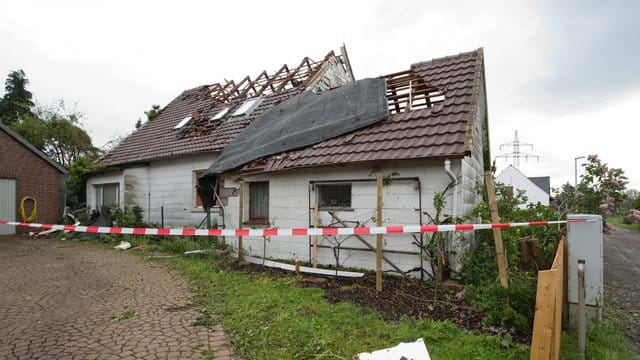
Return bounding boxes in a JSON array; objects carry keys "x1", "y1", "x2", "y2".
[
  {"x1": 380, "y1": 70, "x2": 445, "y2": 114},
  {"x1": 207, "y1": 51, "x2": 343, "y2": 105}
]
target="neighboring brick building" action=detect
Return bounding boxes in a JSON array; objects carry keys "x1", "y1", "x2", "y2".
[{"x1": 0, "y1": 123, "x2": 67, "y2": 234}]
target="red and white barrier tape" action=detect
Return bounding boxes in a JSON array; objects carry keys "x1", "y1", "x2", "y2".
[{"x1": 0, "y1": 219, "x2": 588, "y2": 237}]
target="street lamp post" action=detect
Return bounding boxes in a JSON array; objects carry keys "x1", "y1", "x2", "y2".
[{"x1": 575, "y1": 156, "x2": 585, "y2": 187}]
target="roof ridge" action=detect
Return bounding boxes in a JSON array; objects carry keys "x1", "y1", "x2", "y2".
[
  {"x1": 0, "y1": 123, "x2": 68, "y2": 174},
  {"x1": 410, "y1": 48, "x2": 482, "y2": 69}
]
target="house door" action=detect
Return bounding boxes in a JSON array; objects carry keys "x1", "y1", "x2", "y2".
[{"x1": 0, "y1": 179, "x2": 16, "y2": 235}]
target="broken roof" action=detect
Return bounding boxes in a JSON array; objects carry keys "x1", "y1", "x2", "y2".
[
  {"x1": 97, "y1": 51, "x2": 350, "y2": 166},
  {"x1": 208, "y1": 78, "x2": 389, "y2": 175},
  {"x1": 98, "y1": 48, "x2": 487, "y2": 175},
  {"x1": 233, "y1": 48, "x2": 486, "y2": 174}
]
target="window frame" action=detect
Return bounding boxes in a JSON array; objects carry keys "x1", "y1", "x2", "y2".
[
  {"x1": 95, "y1": 183, "x2": 119, "y2": 210},
  {"x1": 248, "y1": 181, "x2": 269, "y2": 224},
  {"x1": 316, "y1": 183, "x2": 352, "y2": 210},
  {"x1": 194, "y1": 170, "x2": 219, "y2": 210}
]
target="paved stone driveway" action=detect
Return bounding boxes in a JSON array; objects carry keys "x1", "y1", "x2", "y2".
[{"x1": 0, "y1": 235, "x2": 235, "y2": 359}]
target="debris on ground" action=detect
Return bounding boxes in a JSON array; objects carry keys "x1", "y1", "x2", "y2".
[
  {"x1": 355, "y1": 338, "x2": 431, "y2": 360},
  {"x1": 114, "y1": 241, "x2": 131, "y2": 250}
]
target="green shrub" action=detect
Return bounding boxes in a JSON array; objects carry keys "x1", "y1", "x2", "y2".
[{"x1": 112, "y1": 204, "x2": 145, "y2": 228}]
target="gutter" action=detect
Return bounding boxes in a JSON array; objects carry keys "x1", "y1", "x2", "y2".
[{"x1": 444, "y1": 159, "x2": 458, "y2": 220}]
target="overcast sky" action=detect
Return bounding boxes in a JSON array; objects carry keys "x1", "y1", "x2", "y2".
[{"x1": 1, "y1": 0, "x2": 638, "y2": 190}]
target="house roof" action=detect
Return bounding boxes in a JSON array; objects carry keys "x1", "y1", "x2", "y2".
[
  {"x1": 529, "y1": 176, "x2": 551, "y2": 195},
  {"x1": 99, "y1": 48, "x2": 486, "y2": 174},
  {"x1": 233, "y1": 48, "x2": 485, "y2": 174},
  {"x1": 97, "y1": 51, "x2": 346, "y2": 166},
  {"x1": 0, "y1": 123, "x2": 68, "y2": 174}
]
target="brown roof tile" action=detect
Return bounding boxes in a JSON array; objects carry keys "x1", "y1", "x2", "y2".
[
  {"x1": 99, "y1": 48, "x2": 485, "y2": 175},
  {"x1": 96, "y1": 52, "x2": 337, "y2": 165},
  {"x1": 250, "y1": 48, "x2": 485, "y2": 174}
]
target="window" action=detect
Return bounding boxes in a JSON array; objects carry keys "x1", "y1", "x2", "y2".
[
  {"x1": 504, "y1": 186, "x2": 514, "y2": 198},
  {"x1": 249, "y1": 182, "x2": 269, "y2": 223},
  {"x1": 96, "y1": 183, "x2": 119, "y2": 209},
  {"x1": 194, "y1": 170, "x2": 219, "y2": 208},
  {"x1": 173, "y1": 116, "x2": 192, "y2": 129},
  {"x1": 317, "y1": 183, "x2": 351, "y2": 209},
  {"x1": 231, "y1": 97, "x2": 263, "y2": 117},
  {"x1": 210, "y1": 107, "x2": 229, "y2": 122}
]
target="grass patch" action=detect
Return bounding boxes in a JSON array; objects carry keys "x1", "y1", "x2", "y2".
[
  {"x1": 110, "y1": 309, "x2": 136, "y2": 323},
  {"x1": 72, "y1": 234, "x2": 638, "y2": 359},
  {"x1": 607, "y1": 216, "x2": 640, "y2": 232},
  {"x1": 167, "y1": 256, "x2": 530, "y2": 359},
  {"x1": 560, "y1": 321, "x2": 640, "y2": 360},
  {"x1": 193, "y1": 311, "x2": 218, "y2": 328}
]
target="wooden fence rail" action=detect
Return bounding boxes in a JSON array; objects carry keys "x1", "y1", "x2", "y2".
[{"x1": 530, "y1": 238, "x2": 565, "y2": 360}]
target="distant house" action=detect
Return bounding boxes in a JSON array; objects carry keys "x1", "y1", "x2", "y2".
[
  {"x1": 0, "y1": 123, "x2": 68, "y2": 234},
  {"x1": 495, "y1": 165, "x2": 550, "y2": 208},
  {"x1": 90, "y1": 47, "x2": 491, "y2": 275}
]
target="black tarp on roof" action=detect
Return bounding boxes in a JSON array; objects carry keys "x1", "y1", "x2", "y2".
[{"x1": 205, "y1": 77, "x2": 389, "y2": 175}]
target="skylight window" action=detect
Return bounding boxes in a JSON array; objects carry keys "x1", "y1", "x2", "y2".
[
  {"x1": 231, "y1": 97, "x2": 263, "y2": 117},
  {"x1": 173, "y1": 116, "x2": 192, "y2": 129},
  {"x1": 210, "y1": 107, "x2": 229, "y2": 122}
]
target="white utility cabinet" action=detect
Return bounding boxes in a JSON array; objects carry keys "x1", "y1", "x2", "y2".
[{"x1": 567, "y1": 214, "x2": 603, "y2": 322}]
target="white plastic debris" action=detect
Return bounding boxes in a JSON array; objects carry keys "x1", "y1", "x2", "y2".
[
  {"x1": 114, "y1": 241, "x2": 132, "y2": 250},
  {"x1": 355, "y1": 338, "x2": 431, "y2": 360}
]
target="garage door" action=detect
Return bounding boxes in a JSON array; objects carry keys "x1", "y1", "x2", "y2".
[{"x1": 0, "y1": 179, "x2": 16, "y2": 235}]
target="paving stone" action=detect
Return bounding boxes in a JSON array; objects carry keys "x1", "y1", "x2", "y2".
[{"x1": 0, "y1": 236, "x2": 237, "y2": 359}]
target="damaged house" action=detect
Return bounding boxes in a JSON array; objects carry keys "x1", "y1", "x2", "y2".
[{"x1": 88, "y1": 47, "x2": 491, "y2": 275}]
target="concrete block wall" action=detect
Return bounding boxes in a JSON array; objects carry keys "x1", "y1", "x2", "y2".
[
  {"x1": 86, "y1": 153, "x2": 221, "y2": 227},
  {"x1": 222, "y1": 159, "x2": 475, "y2": 275}
]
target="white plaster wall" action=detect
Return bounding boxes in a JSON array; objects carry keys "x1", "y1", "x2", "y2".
[
  {"x1": 86, "y1": 153, "x2": 220, "y2": 227},
  {"x1": 146, "y1": 153, "x2": 220, "y2": 227},
  {"x1": 222, "y1": 159, "x2": 476, "y2": 275},
  {"x1": 124, "y1": 166, "x2": 149, "y2": 213},
  {"x1": 496, "y1": 166, "x2": 550, "y2": 208}
]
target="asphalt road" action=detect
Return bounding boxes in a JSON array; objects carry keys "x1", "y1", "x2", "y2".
[{"x1": 604, "y1": 226, "x2": 640, "y2": 352}]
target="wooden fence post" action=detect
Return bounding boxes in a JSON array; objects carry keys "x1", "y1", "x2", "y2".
[
  {"x1": 238, "y1": 180, "x2": 244, "y2": 261},
  {"x1": 376, "y1": 174, "x2": 383, "y2": 292},
  {"x1": 531, "y1": 239, "x2": 565, "y2": 360},
  {"x1": 551, "y1": 239, "x2": 565, "y2": 360},
  {"x1": 485, "y1": 171, "x2": 509, "y2": 288},
  {"x1": 530, "y1": 269, "x2": 558, "y2": 360},
  {"x1": 312, "y1": 202, "x2": 319, "y2": 268}
]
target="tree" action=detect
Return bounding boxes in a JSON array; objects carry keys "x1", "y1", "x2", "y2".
[
  {"x1": 0, "y1": 70, "x2": 35, "y2": 125},
  {"x1": 10, "y1": 101, "x2": 101, "y2": 167},
  {"x1": 144, "y1": 104, "x2": 160, "y2": 121},
  {"x1": 66, "y1": 155, "x2": 106, "y2": 203},
  {"x1": 555, "y1": 154, "x2": 628, "y2": 218}
]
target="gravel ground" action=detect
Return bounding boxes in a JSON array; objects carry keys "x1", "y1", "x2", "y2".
[{"x1": 0, "y1": 235, "x2": 235, "y2": 359}]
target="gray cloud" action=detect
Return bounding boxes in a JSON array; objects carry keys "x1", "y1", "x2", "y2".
[{"x1": 535, "y1": 0, "x2": 640, "y2": 107}]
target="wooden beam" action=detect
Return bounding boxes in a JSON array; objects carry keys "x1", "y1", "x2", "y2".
[
  {"x1": 550, "y1": 238, "x2": 565, "y2": 360},
  {"x1": 312, "y1": 202, "x2": 319, "y2": 268},
  {"x1": 238, "y1": 180, "x2": 244, "y2": 261},
  {"x1": 530, "y1": 269, "x2": 558, "y2": 360},
  {"x1": 327, "y1": 211, "x2": 408, "y2": 278},
  {"x1": 376, "y1": 174, "x2": 383, "y2": 292},
  {"x1": 485, "y1": 171, "x2": 509, "y2": 288}
]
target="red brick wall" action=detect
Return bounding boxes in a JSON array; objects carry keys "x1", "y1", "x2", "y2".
[{"x1": 0, "y1": 130, "x2": 65, "y2": 227}]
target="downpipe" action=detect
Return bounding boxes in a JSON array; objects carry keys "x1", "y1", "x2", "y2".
[{"x1": 444, "y1": 160, "x2": 458, "y2": 220}]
